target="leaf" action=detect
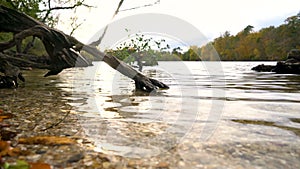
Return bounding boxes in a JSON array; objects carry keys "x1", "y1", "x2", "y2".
[
  {"x1": 143, "y1": 42, "x2": 148, "y2": 49},
  {"x1": 29, "y1": 162, "x2": 51, "y2": 169},
  {"x1": 0, "y1": 141, "x2": 20, "y2": 157},
  {"x1": 18, "y1": 136, "x2": 76, "y2": 145},
  {"x1": 3, "y1": 162, "x2": 10, "y2": 169},
  {"x1": 0, "y1": 110, "x2": 13, "y2": 122},
  {"x1": 0, "y1": 116, "x2": 9, "y2": 122},
  {"x1": 8, "y1": 160, "x2": 29, "y2": 169},
  {"x1": 0, "y1": 141, "x2": 10, "y2": 156}
]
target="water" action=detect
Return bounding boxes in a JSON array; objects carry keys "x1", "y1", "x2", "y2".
[
  {"x1": 2, "y1": 61, "x2": 300, "y2": 167},
  {"x1": 62, "y1": 61, "x2": 300, "y2": 155}
]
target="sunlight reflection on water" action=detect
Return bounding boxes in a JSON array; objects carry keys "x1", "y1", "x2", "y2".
[{"x1": 60, "y1": 61, "x2": 300, "y2": 158}]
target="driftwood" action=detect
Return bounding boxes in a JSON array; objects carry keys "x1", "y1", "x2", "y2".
[{"x1": 0, "y1": 5, "x2": 168, "y2": 91}]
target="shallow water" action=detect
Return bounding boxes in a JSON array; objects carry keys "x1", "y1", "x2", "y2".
[{"x1": 2, "y1": 61, "x2": 300, "y2": 168}]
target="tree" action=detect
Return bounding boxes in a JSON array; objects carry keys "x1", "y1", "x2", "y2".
[
  {"x1": 0, "y1": 0, "x2": 92, "y2": 32},
  {"x1": 181, "y1": 46, "x2": 200, "y2": 61},
  {"x1": 241, "y1": 25, "x2": 254, "y2": 35},
  {"x1": 108, "y1": 33, "x2": 170, "y2": 71},
  {"x1": 198, "y1": 12, "x2": 300, "y2": 61},
  {"x1": 0, "y1": 5, "x2": 169, "y2": 91}
]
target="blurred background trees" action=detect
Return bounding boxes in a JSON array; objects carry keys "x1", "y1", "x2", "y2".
[{"x1": 201, "y1": 12, "x2": 300, "y2": 61}]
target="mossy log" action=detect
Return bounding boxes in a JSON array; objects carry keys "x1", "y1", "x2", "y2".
[{"x1": 0, "y1": 5, "x2": 168, "y2": 91}]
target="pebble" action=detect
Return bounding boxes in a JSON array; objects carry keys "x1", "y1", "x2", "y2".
[
  {"x1": 127, "y1": 160, "x2": 136, "y2": 167},
  {"x1": 26, "y1": 154, "x2": 41, "y2": 161},
  {"x1": 178, "y1": 161, "x2": 185, "y2": 167},
  {"x1": 102, "y1": 161, "x2": 111, "y2": 169},
  {"x1": 67, "y1": 153, "x2": 84, "y2": 163},
  {"x1": 157, "y1": 162, "x2": 169, "y2": 168},
  {"x1": 35, "y1": 149, "x2": 47, "y2": 154}
]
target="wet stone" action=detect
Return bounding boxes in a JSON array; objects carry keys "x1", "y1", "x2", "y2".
[
  {"x1": 67, "y1": 152, "x2": 84, "y2": 163},
  {"x1": 0, "y1": 130, "x2": 17, "y2": 141},
  {"x1": 35, "y1": 149, "x2": 47, "y2": 154}
]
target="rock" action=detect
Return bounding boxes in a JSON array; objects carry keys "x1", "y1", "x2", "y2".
[
  {"x1": 0, "y1": 130, "x2": 17, "y2": 141},
  {"x1": 0, "y1": 58, "x2": 25, "y2": 88},
  {"x1": 272, "y1": 61, "x2": 300, "y2": 74},
  {"x1": 252, "y1": 49, "x2": 300, "y2": 74},
  {"x1": 285, "y1": 58, "x2": 298, "y2": 63},
  {"x1": 251, "y1": 64, "x2": 275, "y2": 72},
  {"x1": 67, "y1": 153, "x2": 84, "y2": 163},
  {"x1": 287, "y1": 49, "x2": 300, "y2": 61},
  {"x1": 0, "y1": 75, "x2": 18, "y2": 88}
]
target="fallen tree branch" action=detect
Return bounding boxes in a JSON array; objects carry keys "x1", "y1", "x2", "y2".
[
  {"x1": 0, "y1": 52, "x2": 50, "y2": 69},
  {"x1": 0, "y1": 5, "x2": 169, "y2": 92}
]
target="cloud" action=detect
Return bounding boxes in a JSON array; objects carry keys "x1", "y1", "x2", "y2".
[{"x1": 57, "y1": 0, "x2": 300, "y2": 43}]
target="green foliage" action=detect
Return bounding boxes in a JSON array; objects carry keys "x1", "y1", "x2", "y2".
[
  {"x1": 0, "y1": 0, "x2": 43, "y2": 22},
  {"x1": 0, "y1": 33, "x2": 47, "y2": 56},
  {"x1": 0, "y1": 0, "x2": 90, "y2": 29},
  {"x1": 23, "y1": 37, "x2": 48, "y2": 56},
  {"x1": 2, "y1": 160, "x2": 29, "y2": 169},
  {"x1": 181, "y1": 47, "x2": 201, "y2": 61},
  {"x1": 0, "y1": 33, "x2": 13, "y2": 42},
  {"x1": 108, "y1": 33, "x2": 171, "y2": 66},
  {"x1": 0, "y1": 0, "x2": 89, "y2": 57}
]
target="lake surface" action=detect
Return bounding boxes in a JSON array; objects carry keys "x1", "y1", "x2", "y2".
[
  {"x1": 65, "y1": 61, "x2": 300, "y2": 166},
  {"x1": 2, "y1": 61, "x2": 300, "y2": 168}
]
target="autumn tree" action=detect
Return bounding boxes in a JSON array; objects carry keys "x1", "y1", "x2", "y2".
[{"x1": 197, "y1": 12, "x2": 300, "y2": 61}]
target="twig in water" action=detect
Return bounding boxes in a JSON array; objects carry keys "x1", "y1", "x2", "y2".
[{"x1": 40, "y1": 110, "x2": 71, "y2": 131}]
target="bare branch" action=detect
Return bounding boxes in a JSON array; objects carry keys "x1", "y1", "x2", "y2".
[
  {"x1": 40, "y1": 110, "x2": 71, "y2": 131},
  {"x1": 89, "y1": 0, "x2": 160, "y2": 47},
  {"x1": 113, "y1": 0, "x2": 125, "y2": 17},
  {"x1": 89, "y1": 0, "x2": 125, "y2": 46},
  {"x1": 69, "y1": 16, "x2": 85, "y2": 36},
  {"x1": 119, "y1": 0, "x2": 160, "y2": 12},
  {"x1": 40, "y1": 0, "x2": 93, "y2": 23},
  {"x1": 40, "y1": 4, "x2": 92, "y2": 12},
  {"x1": 69, "y1": 22, "x2": 84, "y2": 36},
  {"x1": 89, "y1": 25, "x2": 109, "y2": 46}
]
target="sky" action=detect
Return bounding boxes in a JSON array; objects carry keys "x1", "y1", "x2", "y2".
[{"x1": 57, "y1": 0, "x2": 300, "y2": 46}]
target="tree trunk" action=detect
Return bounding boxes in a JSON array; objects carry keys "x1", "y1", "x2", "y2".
[{"x1": 0, "y1": 5, "x2": 168, "y2": 91}]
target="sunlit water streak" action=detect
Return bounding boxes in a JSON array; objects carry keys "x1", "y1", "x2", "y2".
[{"x1": 56, "y1": 61, "x2": 300, "y2": 158}]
